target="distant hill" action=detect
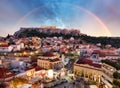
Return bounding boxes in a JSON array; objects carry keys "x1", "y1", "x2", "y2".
[
  {"x1": 14, "y1": 27, "x2": 82, "y2": 38},
  {"x1": 13, "y1": 27, "x2": 120, "y2": 48}
]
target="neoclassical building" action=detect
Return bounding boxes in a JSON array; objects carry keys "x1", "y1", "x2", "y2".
[
  {"x1": 74, "y1": 58, "x2": 113, "y2": 88},
  {"x1": 37, "y1": 52, "x2": 61, "y2": 69},
  {"x1": 37, "y1": 58, "x2": 61, "y2": 69},
  {"x1": 74, "y1": 58, "x2": 102, "y2": 82}
]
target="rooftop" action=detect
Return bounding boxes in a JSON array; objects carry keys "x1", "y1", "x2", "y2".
[
  {"x1": 76, "y1": 58, "x2": 101, "y2": 68},
  {"x1": 0, "y1": 67, "x2": 15, "y2": 79},
  {"x1": 42, "y1": 52, "x2": 55, "y2": 57},
  {"x1": 92, "y1": 50, "x2": 106, "y2": 57},
  {"x1": 38, "y1": 58, "x2": 60, "y2": 62}
]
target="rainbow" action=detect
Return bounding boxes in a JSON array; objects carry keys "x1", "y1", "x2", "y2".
[
  {"x1": 14, "y1": 3, "x2": 112, "y2": 36},
  {"x1": 74, "y1": 4, "x2": 111, "y2": 36}
]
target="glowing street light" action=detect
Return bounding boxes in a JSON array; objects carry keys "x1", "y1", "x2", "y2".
[
  {"x1": 30, "y1": 52, "x2": 34, "y2": 55},
  {"x1": 23, "y1": 51, "x2": 27, "y2": 56}
]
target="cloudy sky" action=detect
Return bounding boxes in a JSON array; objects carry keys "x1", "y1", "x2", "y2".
[{"x1": 0, "y1": 0, "x2": 120, "y2": 37}]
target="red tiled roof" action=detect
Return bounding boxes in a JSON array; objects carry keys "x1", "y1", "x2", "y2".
[
  {"x1": 59, "y1": 48, "x2": 68, "y2": 53},
  {"x1": 49, "y1": 59, "x2": 60, "y2": 62},
  {"x1": 35, "y1": 67, "x2": 44, "y2": 71},
  {"x1": 42, "y1": 52, "x2": 55, "y2": 57},
  {"x1": 0, "y1": 44, "x2": 9, "y2": 47},
  {"x1": 76, "y1": 58, "x2": 101, "y2": 68},
  {"x1": 106, "y1": 54, "x2": 120, "y2": 56},
  {"x1": 99, "y1": 53, "x2": 106, "y2": 57},
  {"x1": 92, "y1": 50, "x2": 100, "y2": 54},
  {"x1": 39, "y1": 58, "x2": 60, "y2": 62},
  {"x1": 0, "y1": 67, "x2": 15, "y2": 79},
  {"x1": 92, "y1": 50, "x2": 106, "y2": 57},
  {"x1": 76, "y1": 58, "x2": 93, "y2": 64},
  {"x1": 25, "y1": 67, "x2": 34, "y2": 71},
  {"x1": 91, "y1": 63, "x2": 101, "y2": 68},
  {"x1": 57, "y1": 43, "x2": 61, "y2": 46}
]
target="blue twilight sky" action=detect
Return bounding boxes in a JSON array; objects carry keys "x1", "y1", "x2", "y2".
[{"x1": 0, "y1": 0, "x2": 120, "y2": 37}]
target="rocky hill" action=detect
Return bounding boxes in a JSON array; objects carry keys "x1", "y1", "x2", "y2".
[
  {"x1": 13, "y1": 26, "x2": 120, "y2": 48},
  {"x1": 14, "y1": 26, "x2": 82, "y2": 38}
]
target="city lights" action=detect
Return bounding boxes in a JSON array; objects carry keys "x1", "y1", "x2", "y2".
[{"x1": 0, "y1": 0, "x2": 120, "y2": 88}]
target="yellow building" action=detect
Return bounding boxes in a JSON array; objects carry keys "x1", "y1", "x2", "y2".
[
  {"x1": 37, "y1": 53, "x2": 61, "y2": 69},
  {"x1": 74, "y1": 58, "x2": 102, "y2": 82},
  {"x1": 74, "y1": 58, "x2": 113, "y2": 88},
  {"x1": 25, "y1": 68, "x2": 35, "y2": 80},
  {"x1": 37, "y1": 59, "x2": 61, "y2": 69}
]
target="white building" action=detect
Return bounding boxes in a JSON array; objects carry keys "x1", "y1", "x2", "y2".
[{"x1": 0, "y1": 46, "x2": 13, "y2": 52}]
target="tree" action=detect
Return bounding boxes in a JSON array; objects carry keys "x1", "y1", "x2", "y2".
[
  {"x1": 113, "y1": 72, "x2": 120, "y2": 79},
  {"x1": 113, "y1": 79, "x2": 120, "y2": 87},
  {"x1": 101, "y1": 60, "x2": 120, "y2": 70},
  {"x1": 6, "y1": 34, "x2": 11, "y2": 39}
]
